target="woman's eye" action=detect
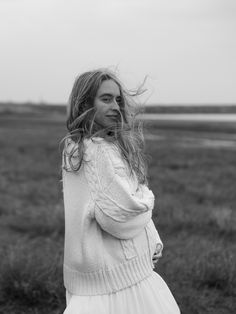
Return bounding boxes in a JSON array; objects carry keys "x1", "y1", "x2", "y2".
[
  {"x1": 116, "y1": 97, "x2": 122, "y2": 105},
  {"x1": 102, "y1": 97, "x2": 111, "y2": 103}
]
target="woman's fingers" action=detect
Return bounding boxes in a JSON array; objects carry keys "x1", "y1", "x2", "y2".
[
  {"x1": 152, "y1": 257, "x2": 160, "y2": 267},
  {"x1": 155, "y1": 252, "x2": 162, "y2": 258},
  {"x1": 152, "y1": 248, "x2": 163, "y2": 265},
  {"x1": 155, "y1": 243, "x2": 163, "y2": 253},
  {"x1": 153, "y1": 251, "x2": 162, "y2": 258},
  {"x1": 152, "y1": 256, "x2": 160, "y2": 263},
  {"x1": 152, "y1": 243, "x2": 163, "y2": 267}
]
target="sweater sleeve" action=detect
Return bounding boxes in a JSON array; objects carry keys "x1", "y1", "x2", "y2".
[{"x1": 89, "y1": 140, "x2": 154, "y2": 240}]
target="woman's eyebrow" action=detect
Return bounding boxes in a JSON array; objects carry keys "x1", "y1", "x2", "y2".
[{"x1": 99, "y1": 93, "x2": 112, "y2": 97}]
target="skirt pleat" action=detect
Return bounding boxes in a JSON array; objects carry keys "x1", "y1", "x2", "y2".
[{"x1": 64, "y1": 271, "x2": 180, "y2": 314}]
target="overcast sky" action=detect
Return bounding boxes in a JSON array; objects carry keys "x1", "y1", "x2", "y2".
[{"x1": 0, "y1": 0, "x2": 236, "y2": 105}]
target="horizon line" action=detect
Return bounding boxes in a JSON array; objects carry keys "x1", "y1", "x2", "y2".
[{"x1": 1, "y1": 101, "x2": 236, "y2": 107}]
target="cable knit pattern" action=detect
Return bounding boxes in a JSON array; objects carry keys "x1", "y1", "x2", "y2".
[{"x1": 62, "y1": 137, "x2": 163, "y2": 295}]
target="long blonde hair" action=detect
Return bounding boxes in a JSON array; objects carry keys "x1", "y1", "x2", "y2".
[{"x1": 61, "y1": 68, "x2": 148, "y2": 184}]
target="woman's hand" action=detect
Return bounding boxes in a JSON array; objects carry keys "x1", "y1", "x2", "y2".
[{"x1": 152, "y1": 243, "x2": 163, "y2": 268}]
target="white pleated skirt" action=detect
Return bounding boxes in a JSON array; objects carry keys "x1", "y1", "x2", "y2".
[{"x1": 63, "y1": 271, "x2": 181, "y2": 314}]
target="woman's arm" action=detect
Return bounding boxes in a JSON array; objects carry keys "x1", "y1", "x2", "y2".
[
  {"x1": 95, "y1": 206, "x2": 152, "y2": 239},
  {"x1": 90, "y1": 140, "x2": 154, "y2": 239}
]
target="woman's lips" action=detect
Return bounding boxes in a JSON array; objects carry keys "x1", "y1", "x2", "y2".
[{"x1": 106, "y1": 115, "x2": 119, "y2": 119}]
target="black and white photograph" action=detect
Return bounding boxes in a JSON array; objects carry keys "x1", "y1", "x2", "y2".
[{"x1": 0, "y1": 1, "x2": 235, "y2": 313}]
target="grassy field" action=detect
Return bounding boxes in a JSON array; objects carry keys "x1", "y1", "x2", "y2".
[{"x1": 0, "y1": 107, "x2": 236, "y2": 314}]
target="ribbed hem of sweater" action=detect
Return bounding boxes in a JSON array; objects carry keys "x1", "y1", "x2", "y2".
[{"x1": 64, "y1": 250, "x2": 154, "y2": 295}]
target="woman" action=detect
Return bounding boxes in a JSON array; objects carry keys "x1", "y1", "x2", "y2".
[{"x1": 61, "y1": 69, "x2": 181, "y2": 313}]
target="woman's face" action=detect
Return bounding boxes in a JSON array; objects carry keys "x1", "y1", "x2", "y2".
[{"x1": 93, "y1": 79, "x2": 122, "y2": 129}]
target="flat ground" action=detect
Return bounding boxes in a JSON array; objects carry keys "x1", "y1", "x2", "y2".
[{"x1": 0, "y1": 109, "x2": 235, "y2": 314}]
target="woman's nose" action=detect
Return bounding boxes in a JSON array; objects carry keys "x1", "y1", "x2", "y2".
[{"x1": 111, "y1": 99, "x2": 120, "y2": 110}]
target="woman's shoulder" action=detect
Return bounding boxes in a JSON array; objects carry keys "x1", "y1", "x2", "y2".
[
  {"x1": 84, "y1": 137, "x2": 118, "y2": 154},
  {"x1": 63, "y1": 136, "x2": 122, "y2": 167},
  {"x1": 64, "y1": 136, "x2": 106, "y2": 153},
  {"x1": 83, "y1": 137, "x2": 124, "y2": 168}
]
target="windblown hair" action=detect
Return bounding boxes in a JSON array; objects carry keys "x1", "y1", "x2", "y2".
[{"x1": 60, "y1": 68, "x2": 148, "y2": 185}]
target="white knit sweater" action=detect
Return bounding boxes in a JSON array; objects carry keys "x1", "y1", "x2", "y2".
[{"x1": 62, "y1": 137, "x2": 163, "y2": 295}]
